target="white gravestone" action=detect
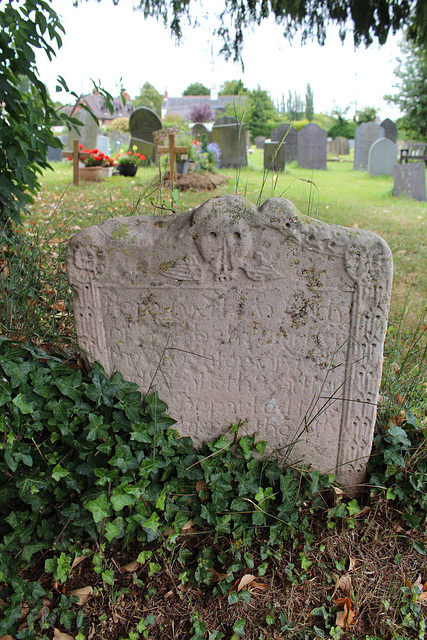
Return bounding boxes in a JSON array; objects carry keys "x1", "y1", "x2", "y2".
[{"x1": 66, "y1": 196, "x2": 393, "y2": 487}]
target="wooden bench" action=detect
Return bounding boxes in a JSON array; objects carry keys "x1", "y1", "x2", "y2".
[{"x1": 399, "y1": 142, "x2": 427, "y2": 164}]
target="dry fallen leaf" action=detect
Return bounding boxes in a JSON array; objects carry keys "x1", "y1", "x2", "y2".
[
  {"x1": 53, "y1": 630, "x2": 74, "y2": 640},
  {"x1": 396, "y1": 394, "x2": 405, "y2": 406},
  {"x1": 338, "y1": 574, "x2": 352, "y2": 595},
  {"x1": 348, "y1": 557, "x2": 357, "y2": 572},
  {"x1": 121, "y1": 560, "x2": 140, "y2": 573},
  {"x1": 332, "y1": 486, "x2": 344, "y2": 496},
  {"x1": 334, "y1": 596, "x2": 355, "y2": 630},
  {"x1": 196, "y1": 479, "x2": 208, "y2": 493},
  {"x1": 209, "y1": 569, "x2": 229, "y2": 583},
  {"x1": 181, "y1": 519, "x2": 194, "y2": 531},
  {"x1": 237, "y1": 574, "x2": 257, "y2": 592},
  {"x1": 71, "y1": 554, "x2": 88, "y2": 569},
  {"x1": 0, "y1": 636, "x2": 17, "y2": 640},
  {"x1": 70, "y1": 586, "x2": 93, "y2": 606},
  {"x1": 352, "y1": 222, "x2": 360, "y2": 229}
]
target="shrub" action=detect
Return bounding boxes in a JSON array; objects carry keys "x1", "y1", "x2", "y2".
[{"x1": 189, "y1": 103, "x2": 214, "y2": 122}]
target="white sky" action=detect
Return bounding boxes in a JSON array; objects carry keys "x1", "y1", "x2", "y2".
[{"x1": 36, "y1": 0, "x2": 404, "y2": 119}]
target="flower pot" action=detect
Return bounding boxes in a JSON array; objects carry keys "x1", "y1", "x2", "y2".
[
  {"x1": 176, "y1": 159, "x2": 190, "y2": 175},
  {"x1": 118, "y1": 164, "x2": 138, "y2": 177},
  {"x1": 79, "y1": 166, "x2": 102, "y2": 182},
  {"x1": 101, "y1": 166, "x2": 114, "y2": 178}
]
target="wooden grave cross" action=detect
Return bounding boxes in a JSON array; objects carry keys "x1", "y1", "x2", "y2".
[
  {"x1": 62, "y1": 139, "x2": 92, "y2": 186},
  {"x1": 157, "y1": 133, "x2": 188, "y2": 183}
]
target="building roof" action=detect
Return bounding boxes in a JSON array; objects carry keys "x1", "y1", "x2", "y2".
[
  {"x1": 162, "y1": 95, "x2": 246, "y2": 120},
  {"x1": 70, "y1": 92, "x2": 134, "y2": 121}
]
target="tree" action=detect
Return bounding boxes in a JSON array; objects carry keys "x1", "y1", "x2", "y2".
[
  {"x1": 183, "y1": 82, "x2": 210, "y2": 96},
  {"x1": 305, "y1": 83, "x2": 314, "y2": 121},
  {"x1": 385, "y1": 39, "x2": 427, "y2": 139},
  {"x1": 133, "y1": 82, "x2": 163, "y2": 114},
  {"x1": 0, "y1": 1, "x2": 70, "y2": 227},
  {"x1": 354, "y1": 106, "x2": 378, "y2": 123},
  {"x1": 219, "y1": 79, "x2": 246, "y2": 95},
  {"x1": 286, "y1": 91, "x2": 305, "y2": 121},
  {"x1": 130, "y1": 0, "x2": 427, "y2": 62}
]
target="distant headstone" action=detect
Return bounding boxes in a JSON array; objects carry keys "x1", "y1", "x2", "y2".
[
  {"x1": 66, "y1": 195, "x2": 393, "y2": 487},
  {"x1": 254, "y1": 136, "x2": 266, "y2": 149},
  {"x1": 48, "y1": 136, "x2": 63, "y2": 162},
  {"x1": 297, "y1": 123, "x2": 327, "y2": 170},
  {"x1": 353, "y1": 122, "x2": 384, "y2": 170},
  {"x1": 271, "y1": 124, "x2": 298, "y2": 163},
  {"x1": 67, "y1": 109, "x2": 99, "y2": 151},
  {"x1": 393, "y1": 163, "x2": 427, "y2": 201},
  {"x1": 212, "y1": 121, "x2": 248, "y2": 168},
  {"x1": 368, "y1": 138, "x2": 397, "y2": 175},
  {"x1": 264, "y1": 142, "x2": 285, "y2": 172},
  {"x1": 129, "y1": 107, "x2": 162, "y2": 161},
  {"x1": 192, "y1": 123, "x2": 213, "y2": 144},
  {"x1": 214, "y1": 115, "x2": 237, "y2": 126},
  {"x1": 96, "y1": 135, "x2": 110, "y2": 156},
  {"x1": 329, "y1": 137, "x2": 350, "y2": 156},
  {"x1": 381, "y1": 118, "x2": 398, "y2": 143}
]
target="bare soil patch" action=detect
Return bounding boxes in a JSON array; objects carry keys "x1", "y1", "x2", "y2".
[{"x1": 163, "y1": 171, "x2": 228, "y2": 192}]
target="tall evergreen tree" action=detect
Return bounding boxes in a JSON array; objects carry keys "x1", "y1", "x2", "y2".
[{"x1": 305, "y1": 83, "x2": 314, "y2": 121}]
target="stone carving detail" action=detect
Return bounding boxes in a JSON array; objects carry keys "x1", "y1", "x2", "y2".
[{"x1": 66, "y1": 195, "x2": 393, "y2": 487}]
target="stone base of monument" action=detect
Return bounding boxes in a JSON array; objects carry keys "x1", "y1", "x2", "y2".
[{"x1": 66, "y1": 195, "x2": 393, "y2": 488}]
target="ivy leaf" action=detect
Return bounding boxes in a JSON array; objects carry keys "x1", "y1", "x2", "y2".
[
  {"x1": 12, "y1": 392, "x2": 33, "y2": 414},
  {"x1": 84, "y1": 494, "x2": 110, "y2": 523}
]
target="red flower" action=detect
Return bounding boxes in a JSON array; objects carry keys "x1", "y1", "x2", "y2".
[
  {"x1": 127, "y1": 151, "x2": 132, "y2": 155},
  {"x1": 67, "y1": 156, "x2": 72, "y2": 161},
  {"x1": 83, "y1": 148, "x2": 89, "y2": 153},
  {"x1": 78, "y1": 144, "x2": 83, "y2": 149},
  {"x1": 91, "y1": 148, "x2": 99, "y2": 154}
]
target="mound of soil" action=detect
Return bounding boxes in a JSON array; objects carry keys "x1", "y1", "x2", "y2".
[{"x1": 163, "y1": 171, "x2": 228, "y2": 192}]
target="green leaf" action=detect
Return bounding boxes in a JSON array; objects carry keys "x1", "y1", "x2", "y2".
[
  {"x1": 233, "y1": 619, "x2": 246, "y2": 636},
  {"x1": 52, "y1": 464, "x2": 69, "y2": 481},
  {"x1": 12, "y1": 392, "x2": 33, "y2": 414},
  {"x1": 104, "y1": 522, "x2": 120, "y2": 542},
  {"x1": 111, "y1": 491, "x2": 136, "y2": 512},
  {"x1": 84, "y1": 494, "x2": 110, "y2": 523}
]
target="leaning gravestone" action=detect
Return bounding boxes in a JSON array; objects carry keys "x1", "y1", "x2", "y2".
[
  {"x1": 129, "y1": 107, "x2": 162, "y2": 161},
  {"x1": 271, "y1": 124, "x2": 298, "y2": 163},
  {"x1": 393, "y1": 163, "x2": 427, "y2": 201},
  {"x1": 381, "y1": 118, "x2": 398, "y2": 143},
  {"x1": 66, "y1": 195, "x2": 393, "y2": 487},
  {"x1": 297, "y1": 123, "x2": 327, "y2": 170},
  {"x1": 67, "y1": 109, "x2": 99, "y2": 151},
  {"x1": 368, "y1": 137, "x2": 397, "y2": 175},
  {"x1": 212, "y1": 118, "x2": 247, "y2": 168},
  {"x1": 353, "y1": 122, "x2": 384, "y2": 171}
]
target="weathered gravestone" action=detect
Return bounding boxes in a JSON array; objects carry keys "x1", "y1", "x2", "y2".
[
  {"x1": 212, "y1": 118, "x2": 248, "y2": 168},
  {"x1": 129, "y1": 107, "x2": 162, "y2": 161},
  {"x1": 393, "y1": 163, "x2": 427, "y2": 201},
  {"x1": 66, "y1": 195, "x2": 393, "y2": 487},
  {"x1": 353, "y1": 122, "x2": 384, "y2": 171},
  {"x1": 67, "y1": 109, "x2": 99, "y2": 151},
  {"x1": 297, "y1": 123, "x2": 327, "y2": 170},
  {"x1": 329, "y1": 137, "x2": 350, "y2": 156},
  {"x1": 271, "y1": 124, "x2": 298, "y2": 163},
  {"x1": 264, "y1": 141, "x2": 285, "y2": 172},
  {"x1": 368, "y1": 137, "x2": 397, "y2": 176},
  {"x1": 254, "y1": 136, "x2": 266, "y2": 149},
  {"x1": 381, "y1": 118, "x2": 398, "y2": 143},
  {"x1": 191, "y1": 123, "x2": 213, "y2": 144}
]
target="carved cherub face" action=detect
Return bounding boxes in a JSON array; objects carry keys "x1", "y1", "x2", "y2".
[{"x1": 191, "y1": 210, "x2": 254, "y2": 280}]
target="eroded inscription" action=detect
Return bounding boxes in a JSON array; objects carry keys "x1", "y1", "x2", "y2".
[{"x1": 66, "y1": 195, "x2": 393, "y2": 486}]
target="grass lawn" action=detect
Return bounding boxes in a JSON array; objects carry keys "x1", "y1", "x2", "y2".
[{"x1": 0, "y1": 151, "x2": 426, "y2": 640}]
